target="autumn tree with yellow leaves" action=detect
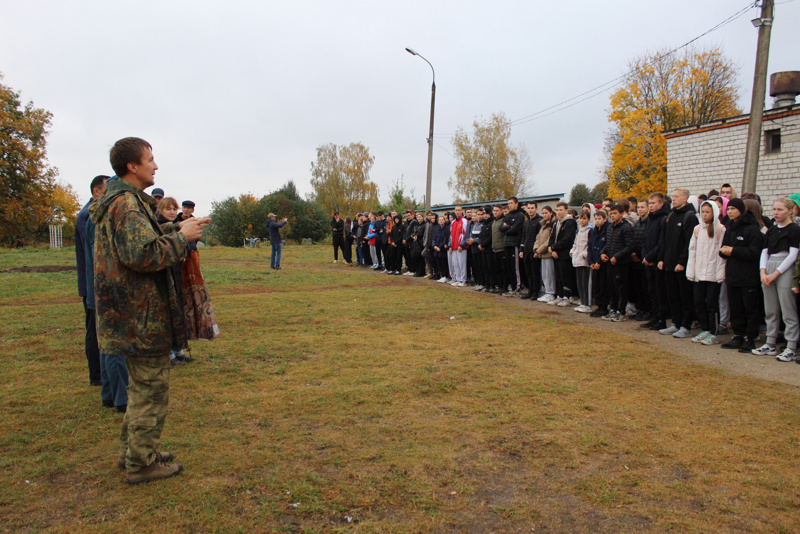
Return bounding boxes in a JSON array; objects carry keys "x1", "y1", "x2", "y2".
[
  {"x1": 0, "y1": 73, "x2": 80, "y2": 245},
  {"x1": 604, "y1": 47, "x2": 741, "y2": 199},
  {"x1": 310, "y1": 142, "x2": 380, "y2": 216},
  {"x1": 449, "y1": 112, "x2": 532, "y2": 203}
]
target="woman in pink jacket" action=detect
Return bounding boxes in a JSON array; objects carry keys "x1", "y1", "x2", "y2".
[{"x1": 687, "y1": 200, "x2": 727, "y2": 345}]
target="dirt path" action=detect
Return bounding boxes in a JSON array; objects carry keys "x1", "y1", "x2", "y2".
[{"x1": 355, "y1": 267, "x2": 800, "y2": 388}]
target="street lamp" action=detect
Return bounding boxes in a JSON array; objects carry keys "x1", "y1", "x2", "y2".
[{"x1": 406, "y1": 47, "x2": 435, "y2": 211}]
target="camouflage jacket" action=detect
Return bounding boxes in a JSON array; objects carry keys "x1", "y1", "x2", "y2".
[{"x1": 89, "y1": 177, "x2": 188, "y2": 357}]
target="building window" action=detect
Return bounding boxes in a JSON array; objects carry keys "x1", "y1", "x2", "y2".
[{"x1": 765, "y1": 129, "x2": 781, "y2": 154}]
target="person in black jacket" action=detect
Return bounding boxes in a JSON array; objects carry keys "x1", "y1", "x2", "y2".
[
  {"x1": 477, "y1": 206, "x2": 494, "y2": 292},
  {"x1": 549, "y1": 201, "x2": 578, "y2": 306},
  {"x1": 658, "y1": 189, "x2": 698, "y2": 338},
  {"x1": 519, "y1": 202, "x2": 542, "y2": 299},
  {"x1": 410, "y1": 212, "x2": 427, "y2": 276},
  {"x1": 600, "y1": 205, "x2": 635, "y2": 322},
  {"x1": 719, "y1": 199, "x2": 764, "y2": 352},
  {"x1": 640, "y1": 194, "x2": 671, "y2": 330},
  {"x1": 386, "y1": 214, "x2": 404, "y2": 274},
  {"x1": 499, "y1": 197, "x2": 526, "y2": 296},
  {"x1": 588, "y1": 211, "x2": 610, "y2": 317},
  {"x1": 432, "y1": 215, "x2": 450, "y2": 280},
  {"x1": 331, "y1": 212, "x2": 345, "y2": 263}
]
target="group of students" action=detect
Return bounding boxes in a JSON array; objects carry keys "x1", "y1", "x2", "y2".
[{"x1": 334, "y1": 184, "x2": 800, "y2": 363}]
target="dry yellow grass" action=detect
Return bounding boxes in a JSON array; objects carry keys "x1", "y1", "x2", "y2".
[{"x1": 1, "y1": 245, "x2": 799, "y2": 533}]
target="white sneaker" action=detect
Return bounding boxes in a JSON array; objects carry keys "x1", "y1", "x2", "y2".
[
  {"x1": 625, "y1": 303, "x2": 637, "y2": 316},
  {"x1": 455, "y1": 282, "x2": 466, "y2": 287},
  {"x1": 569, "y1": 296, "x2": 581, "y2": 305},
  {"x1": 404, "y1": 271, "x2": 414, "y2": 276},
  {"x1": 547, "y1": 296, "x2": 562, "y2": 306},
  {"x1": 691, "y1": 331, "x2": 710, "y2": 343},
  {"x1": 752, "y1": 344, "x2": 777, "y2": 356},
  {"x1": 577, "y1": 305, "x2": 592, "y2": 313},
  {"x1": 539, "y1": 294, "x2": 556, "y2": 303},
  {"x1": 701, "y1": 334, "x2": 720, "y2": 346},
  {"x1": 776, "y1": 348, "x2": 797, "y2": 362},
  {"x1": 557, "y1": 298, "x2": 571, "y2": 307},
  {"x1": 437, "y1": 277, "x2": 448, "y2": 283},
  {"x1": 659, "y1": 325, "x2": 679, "y2": 335},
  {"x1": 673, "y1": 327, "x2": 692, "y2": 339},
  {"x1": 333, "y1": 260, "x2": 338, "y2": 264},
  {"x1": 474, "y1": 285, "x2": 484, "y2": 290}
]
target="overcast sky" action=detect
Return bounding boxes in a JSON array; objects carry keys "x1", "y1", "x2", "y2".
[{"x1": 2, "y1": 0, "x2": 798, "y2": 215}]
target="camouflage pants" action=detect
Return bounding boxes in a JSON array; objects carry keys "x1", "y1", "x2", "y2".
[{"x1": 120, "y1": 354, "x2": 170, "y2": 471}]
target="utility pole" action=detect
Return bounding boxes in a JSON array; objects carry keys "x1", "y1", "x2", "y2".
[{"x1": 742, "y1": 0, "x2": 774, "y2": 194}]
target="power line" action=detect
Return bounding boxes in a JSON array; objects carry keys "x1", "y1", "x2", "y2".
[{"x1": 434, "y1": 1, "x2": 758, "y2": 139}]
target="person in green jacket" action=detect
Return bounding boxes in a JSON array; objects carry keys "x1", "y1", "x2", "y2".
[{"x1": 90, "y1": 137, "x2": 209, "y2": 485}]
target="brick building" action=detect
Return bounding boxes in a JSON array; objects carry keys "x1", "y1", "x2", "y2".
[{"x1": 664, "y1": 104, "x2": 800, "y2": 206}]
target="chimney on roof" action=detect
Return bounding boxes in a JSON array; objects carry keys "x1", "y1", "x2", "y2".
[{"x1": 770, "y1": 71, "x2": 800, "y2": 108}]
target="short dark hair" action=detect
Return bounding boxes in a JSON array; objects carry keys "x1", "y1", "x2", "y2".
[
  {"x1": 508, "y1": 196, "x2": 519, "y2": 204},
  {"x1": 721, "y1": 183, "x2": 732, "y2": 189},
  {"x1": 594, "y1": 209, "x2": 608, "y2": 219},
  {"x1": 528, "y1": 201, "x2": 538, "y2": 208},
  {"x1": 377, "y1": 211, "x2": 384, "y2": 216},
  {"x1": 741, "y1": 192, "x2": 761, "y2": 202},
  {"x1": 579, "y1": 209, "x2": 591, "y2": 220},
  {"x1": 90, "y1": 175, "x2": 109, "y2": 194},
  {"x1": 707, "y1": 189, "x2": 719, "y2": 197},
  {"x1": 649, "y1": 192, "x2": 665, "y2": 202},
  {"x1": 609, "y1": 204, "x2": 624, "y2": 214},
  {"x1": 698, "y1": 194, "x2": 708, "y2": 201},
  {"x1": 603, "y1": 197, "x2": 614, "y2": 204},
  {"x1": 626, "y1": 196, "x2": 637, "y2": 204},
  {"x1": 110, "y1": 137, "x2": 151, "y2": 178},
  {"x1": 556, "y1": 201, "x2": 568, "y2": 209},
  {"x1": 616, "y1": 198, "x2": 631, "y2": 212}
]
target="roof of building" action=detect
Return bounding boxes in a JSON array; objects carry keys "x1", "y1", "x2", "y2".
[
  {"x1": 663, "y1": 103, "x2": 800, "y2": 140},
  {"x1": 431, "y1": 193, "x2": 566, "y2": 212}
]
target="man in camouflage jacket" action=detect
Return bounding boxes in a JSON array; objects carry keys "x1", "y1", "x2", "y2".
[{"x1": 90, "y1": 137, "x2": 208, "y2": 485}]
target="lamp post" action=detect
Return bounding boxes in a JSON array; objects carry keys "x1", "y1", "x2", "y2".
[{"x1": 406, "y1": 47, "x2": 435, "y2": 211}]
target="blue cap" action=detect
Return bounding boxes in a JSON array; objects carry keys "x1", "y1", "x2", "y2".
[{"x1": 151, "y1": 188, "x2": 165, "y2": 198}]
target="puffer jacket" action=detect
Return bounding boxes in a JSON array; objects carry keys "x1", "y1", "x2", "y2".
[
  {"x1": 588, "y1": 221, "x2": 608, "y2": 268},
  {"x1": 642, "y1": 204, "x2": 670, "y2": 268},
  {"x1": 570, "y1": 224, "x2": 591, "y2": 267},
  {"x1": 687, "y1": 218, "x2": 727, "y2": 284},
  {"x1": 89, "y1": 177, "x2": 188, "y2": 358},
  {"x1": 534, "y1": 224, "x2": 553, "y2": 258},
  {"x1": 520, "y1": 215, "x2": 542, "y2": 255},
  {"x1": 659, "y1": 202, "x2": 698, "y2": 270},
  {"x1": 601, "y1": 219, "x2": 634, "y2": 263}
]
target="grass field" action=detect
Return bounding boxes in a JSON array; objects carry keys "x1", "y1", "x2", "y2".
[{"x1": 2, "y1": 244, "x2": 800, "y2": 533}]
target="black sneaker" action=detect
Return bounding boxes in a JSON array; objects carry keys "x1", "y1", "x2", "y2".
[
  {"x1": 737, "y1": 338, "x2": 755, "y2": 353},
  {"x1": 590, "y1": 308, "x2": 608, "y2": 318},
  {"x1": 640, "y1": 319, "x2": 657, "y2": 329},
  {"x1": 648, "y1": 320, "x2": 667, "y2": 331},
  {"x1": 722, "y1": 336, "x2": 744, "y2": 350}
]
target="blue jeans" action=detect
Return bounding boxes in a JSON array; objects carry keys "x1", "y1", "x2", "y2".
[
  {"x1": 100, "y1": 352, "x2": 129, "y2": 408},
  {"x1": 356, "y1": 244, "x2": 364, "y2": 265},
  {"x1": 271, "y1": 242, "x2": 282, "y2": 268}
]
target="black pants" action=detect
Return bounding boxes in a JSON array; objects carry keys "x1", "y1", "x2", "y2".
[
  {"x1": 631, "y1": 265, "x2": 650, "y2": 312},
  {"x1": 471, "y1": 252, "x2": 484, "y2": 285},
  {"x1": 332, "y1": 235, "x2": 345, "y2": 260},
  {"x1": 592, "y1": 268, "x2": 609, "y2": 311},
  {"x1": 504, "y1": 246, "x2": 521, "y2": 291},
  {"x1": 728, "y1": 284, "x2": 761, "y2": 340},
  {"x1": 693, "y1": 281, "x2": 721, "y2": 334},
  {"x1": 492, "y1": 250, "x2": 507, "y2": 291},
  {"x1": 83, "y1": 297, "x2": 101, "y2": 383},
  {"x1": 467, "y1": 248, "x2": 474, "y2": 282},
  {"x1": 386, "y1": 244, "x2": 400, "y2": 271},
  {"x1": 554, "y1": 258, "x2": 575, "y2": 298},
  {"x1": 646, "y1": 268, "x2": 669, "y2": 321},
  {"x1": 343, "y1": 239, "x2": 353, "y2": 263},
  {"x1": 523, "y1": 254, "x2": 541, "y2": 296},
  {"x1": 664, "y1": 269, "x2": 694, "y2": 329},
  {"x1": 607, "y1": 263, "x2": 630, "y2": 313},
  {"x1": 435, "y1": 255, "x2": 448, "y2": 278},
  {"x1": 374, "y1": 242, "x2": 384, "y2": 268}
]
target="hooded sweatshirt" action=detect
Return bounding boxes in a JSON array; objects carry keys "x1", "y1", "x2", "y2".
[
  {"x1": 719, "y1": 209, "x2": 763, "y2": 287},
  {"x1": 686, "y1": 201, "x2": 727, "y2": 283},
  {"x1": 570, "y1": 222, "x2": 591, "y2": 268},
  {"x1": 659, "y1": 201, "x2": 698, "y2": 271},
  {"x1": 89, "y1": 177, "x2": 188, "y2": 357}
]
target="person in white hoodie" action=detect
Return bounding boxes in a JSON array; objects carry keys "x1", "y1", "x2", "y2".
[
  {"x1": 570, "y1": 209, "x2": 593, "y2": 312},
  {"x1": 686, "y1": 200, "x2": 727, "y2": 345}
]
